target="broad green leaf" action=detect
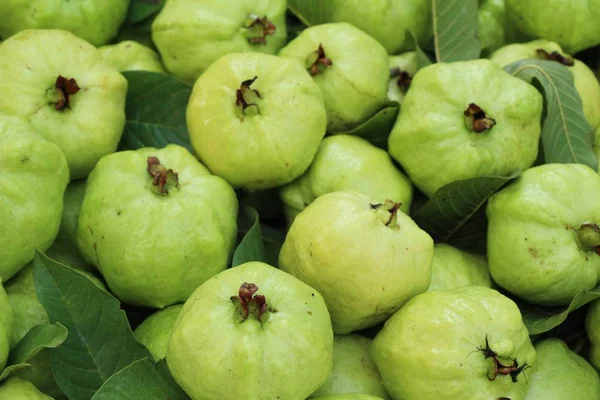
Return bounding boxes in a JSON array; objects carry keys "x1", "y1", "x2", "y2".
[
  {"x1": 119, "y1": 71, "x2": 193, "y2": 152},
  {"x1": 127, "y1": 0, "x2": 165, "y2": 24},
  {"x1": 333, "y1": 102, "x2": 400, "y2": 149},
  {"x1": 232, "y1": 207, "x2": 266, "y2": 267},
  {"x1": 432, "y1": 0, "x2": 480, "y2": 62},
  {"x1": 92, "y1": 359, "x2": 189, "y2": 400},
  {"x1": 33, "y1": 252, "x2": 152, "y2": 400},
  {"x1": 236, "y1": 208, "x2": 285, "y2": 267},
  {"x1": 406, "y1": 31, "x2": 433, "y2": 70},
  {"x1": 287, "y1": 0, "x2": 330, "y2": 26},
  {"x1": 505, "y1": 59, "x2": 598, "y2": 170}
]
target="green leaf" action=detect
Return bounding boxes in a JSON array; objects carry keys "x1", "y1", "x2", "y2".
[
  {"x1": 332, "y1": 102, "x2": 400, "y2": 149},
  {"x1": 232, "y1": 207, "x2": 266, "y2": 267},
  {"x1": 127, "y1": 0, "x2": 165, "y2": 24},
  {"x1": 119, "y1": 71, "x2": 193, "y2": 152},
  {"x1": 0, "y1": 323, "x2": 68, "y2": 382},
  {"x1": 432, "y1": 0, "x2": 480, "y2": 62},
  {"x1": 115, "y1": 16, "x2": 156, "y2": 49},
  {"x1": 505, "y1": 59, "x2": 598, "y2": 170},
  {"x1": 406, "y1": 31, "x2": 433, "y2": 70},
  {"x1": 33, "y1": 252, "x2": 152, "y2": 400},
  {"x1": 287, "y1": 0, "x2": 329, "y2": 26},
  {"x1": 92, "y1": 359, "x2": 189, "y2": 400},
  {"x1": 412, "y1": 172, "x2": 520, "y2": 254}
]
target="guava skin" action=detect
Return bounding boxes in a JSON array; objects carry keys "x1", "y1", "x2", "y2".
[
  {"x1": 490, "y1": 40, "x2": 600, "y2": 129},
  {"x1": 279, "y1": 23, "x2": 389, "y2": 133},
  {"x1": 586, "y1": 299, "x2": 600, "y2": 369},
  {"x1": 0, "y1": 0, "x2": 129, "y2": 46},
  {"x1": 524, "y1": 338, "x2": 600, "y2": 400},
  {"x1": 313, "y1": 396, "x2": 384, "y2": 400},
  {"x1": 0, "y1": 29, "x2": 127, "y2": 180},
  {"x1": 0, "y1": 115, "x2": 69, "y2": 282},
  {"x1": 487, "y1": 164, "x2": 600, "y2": 306},
  {"x1": 134, "y1": 304, "x2": 183, "y2": 362},
  {"x1": 166, "y1": 262, "x2": 334, "y2": 400},
  {"x1": 387, "y1": 52, "x2": 417, "y2": 104},
  {"x1": 186, "y1": 52, "x2": 327, "y2": 190},
  {"x1": 310, "y1": 335, "x2": 390, "y2": 399},
  {"x1": 98, "y1": 41, "x2": 166, "y2": 74},
  {"x1": 0, "y1": 378, "x2": 54, "y2": 400},
  {"x1": 427, "y1": 244, "x2": 492, "y2": 292},
  {"x1": 506, "y1": 0, "x2": 600, "y2": 54},
  {"x1": 76, "y1": 144, "x2": 238, "y2": 308},
  {"x1": 279, "y1": 191, "x2": 434, "y2": 334},
  {"x1": 0, "y1": 282, "x2": 12, "y2": 373},
  {"x1": 478, "y1": 0, "x2": 507, "y2": 55},
  {"x1": 596, "y1": 127, "x2": 600, "y2": 170},
  {"x1": 371, "y1": 286, "x2": 536, "y2": 400},
  {"x1": 152, "y1": 0, "x2": 287, "y2": 83},
  {"x1": 389, "y1": 59, "x2": 543, "y2": 197},
  {"x1": 280, "y1": 135, "x2": 413, "y2": 225}
]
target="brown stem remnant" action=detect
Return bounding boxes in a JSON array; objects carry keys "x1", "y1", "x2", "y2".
[
  {"x1": 306, "y1": 44, "x2": 332, "y2": 76},
  {"x1": 389, "y1": 67, "x2": 413, "y2": 92},
  {"x1": 536, "y1": 49, "x2": 574, "y2": 66},
  {"x1": 245, "y1": 15, "x2": 276, "y2": 44},
  {"x1": 370, "y1": 199, "x2": 402, "y2": 228},
  {"x1": 147, "y1": 156, "x2": 180, "y2": 196},
  {"x1": 477, "y1": 335, "x2": 529, "y2": 383},
  {"x1": 231, "y1": 282, "x2": 268, "y2": 322},
  {"x1": 576, "y1": 223, "x2": 600, "y2": 255},
  {"x1": 464, "y1": 103, "x2": 496, "y2": 133},
  {"x1": 52, "y1": 76, "x2": 80, "y2": 110},
  {"x1": 236, "y1": 76, "x2": 262, "y2": 116}
]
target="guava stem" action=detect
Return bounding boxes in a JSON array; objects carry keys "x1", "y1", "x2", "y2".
[
  {"x1": 389, "y1": 67, "x2": 412, "y2": 91},
  {"x1": 236, "y1": 76, "x2": 262, "y2": 117},
  {"x1": 370, "y1": 200, "x2": 402, "y2": 228},
  {"x1": 536, "y1": 49, "x2": 574, "y2": 66},
  {"x1": 231, "y1": 282, "x2": 268, "y2": 322},
  {"x1": 464, "y1": 103, "x2": 496, "y2": 133},
  {"x1": 244, "y1": 15, "x2": 276, "y2": 44},
  {"x1": 146, "y1": 156, "x2": 180, "y2": 195},
  {"x1": 306, "y1": 44, "x2": 332, "y2": 76},
  {"x1": 48, "y1": 76, "x2": 80, "y2": 110},
  {"x1": 576, "y1": 223, "x2": 600, "y2": 254}
]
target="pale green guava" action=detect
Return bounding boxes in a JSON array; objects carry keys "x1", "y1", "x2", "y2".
[
  {"x1": 586, "y1": 299, "x2": 600, "y2": 369},
  {"x1": 0, "y1": 282, "x2": 12, "y2": 373},
  {"x1": 279, "y1": 191, "x2": 433, "y2": 334},
  {"x1": 280, "y1": 135, "x2": 413, "y2": 225},
  {"x1": 0, "y1": 378, "x2": 53, "y2": 400},
  {"x1": 487, "y1": 164, "x2": 600, "y2": 306},
  {"x1": 387, "y1": 52, "x2": 417, "y2": 104},
  {"x1": 279, "y1": 23, "x2": 389, "y2": 132},
  {"x1": 371, "y1": 286, "x2": 536, "y2": 400},
  {"x1": 166, "y1": 262, "x2": 333, "y2": 400},
  {"x1": 427, "y1": 244, "x2": 492, "y2": 292},
  {"x1": 152, "y1": 0, "x2": 287, "y2": 83},
  {"x1": 312, "y1": 396, "x2": 384, "y2": 400},
  {"x1": 524, "y1": 338, "x2": 600, "y2": 400},
  {"x1": 596, "y1": 127, "x2": 600, "y2": 170},
  {"x1": 186, "y1": 52, "x2": 327, "y2": 190},
  {"x1": 98, "y1": 41, "x2": 165, "y2": 73},
  {"x1": 388, "y1": 59, "x2": 543, "y2": 197},
  {"x1": 0, "y1": 0, "x2": 129, "y2": 46},
  {"x1": 478, "y1": 0, "x2": 507, "y2": 55},
  {"x1": 0, "y1": 115, "x2": 69, "y2": 282},
  {"x1": 134, "y1": 304, "x2": 183, "y2": 362},
  {"x1": 76, "y1": 144, "x2": 238, "y2": 308},
  {"x1": 0, "y1": 29, "x2": 127, "y2": 179}
]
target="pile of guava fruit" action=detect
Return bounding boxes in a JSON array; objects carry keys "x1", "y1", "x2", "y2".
[{"x1": 1, "y1": 1, "x2": 600, "y2": 399}]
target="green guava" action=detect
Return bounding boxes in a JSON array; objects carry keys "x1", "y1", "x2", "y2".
[
  {"x1": 0, "y1": 378, "x2": 53, "y2": 400},
  {"x1": 310, "y1": 335, "x2": 390, "y2": 399},
  {"x1": 586, "y1": 299, "x2": 600, "y2": 369},
  {"x1": 279, "y1": 23, "x2": 389, "y2": 132},
  {"x1": 186, "y1": 52, "x2": 327, "y2": 190},
  {"x1": 313, "y1": 396, "x2": 384, "y2": 400},
  {"x1": 152, "y1": 0, "x2": 287, "y2": 83},
  {"x1": 98, "y1": 41, "x2": 165, "y2": 73},
  {"x1": 279, "y1": 191, "x2": 433, "y2": 334},
  {"x1": 0, "y1": 115, "x2": 69, "y2": 282},
  {"x1": 524, "y1": 338, "x2": 600, "y2": 400},
  {"x1": 0, "y1": 0, "x2": 129, "y2": 46},
  {"x1": 280, "y1": 135, "x2": 413, "y2": 225},
  {"x1": 371, "y1": 286, "x2": 536, "y2": 400},
  {"x1": 76, "y1": 144, "x2": 238, "y2": 308},
  {"x1": 427, "y1": 244, "x2": 492, "y2": 292},
  {"x1": 506, "y1": 0, "x2": 600, "y2": 54},
  {"x1": 596, "y1": 127, "x2": 600, "y2": 170},
  {"x1": 0, "y1": 282, "x2": 12, "y2": 373},
  {"x1": 389, "y1": 59, "x2": 543, "y2": 197},
  {"x1": 166, "y1": 261, "x2": 334, "y2": 400},
  {"x1": 487, "y1": 164, "x2": 600, "y2": 306},
  {"x1": 387, "y1": 52, "x2": 417, "y2": 104},
  {"x1": 0, "y1": 29, "x2": 127, "y2": 179},
  {"x1": 490, "y1": 39, "x2": 600, "y2": 129},
  {"x1": 134, "y1": 304, "x2": 183, "y2": 362},
  {"x1": 478, "y1": 0, "x2": 507, "y2": 55}
]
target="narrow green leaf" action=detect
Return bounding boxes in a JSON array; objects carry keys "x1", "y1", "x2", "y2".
[
  {"x1": 33, "y1": 252, "x2": 152, "y2": 400},
  {"x1": 119, "y1": 71, "x2": 193, "y2": 152},
  {"x1": 333, "y1": 102, "x2": 400, "y2": 149},
  {"x1": 505, "y1": 59, "x2": 598, "y2": 170},
  {"x1": 432, "y1": 0, "x2": 480, "y2": 62},
  {"x1": 232, "y1": 207, "x2": 266, "y2": 267},
  {"x1": 287, "y1": 0, "x2": 330, "y2": 26},
  {"x1": 127, "y1": 0, "x2": 165, "y2": 24}
]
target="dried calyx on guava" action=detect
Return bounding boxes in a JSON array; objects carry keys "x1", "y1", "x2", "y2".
[{"x1": 387, "y1": 52, "x2": 417, "y2": 104}]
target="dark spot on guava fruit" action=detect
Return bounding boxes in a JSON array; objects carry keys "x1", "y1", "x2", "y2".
[
  {"x1": 20, "y1": 156, "x2": 29, "y2": 163},
  {"x1": 311, "y1": 293, "x2": 315, "y2": 296},
  {"x1": 528, "y1": 248, "x2": 538, "y2": 257},
  {"x1": 307, "y1": 311, "x2": 312, "y2": 316}
]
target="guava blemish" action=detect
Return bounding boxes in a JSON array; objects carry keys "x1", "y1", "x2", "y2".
[
  {"x1": 464, "y1": 103, "x2": 496, "y2": 133},
  {"x1": 146, "y1": 156, "x2": 180, "y2": 196},
  {"x1": 389, "y1": 67, "x2": 412, "y2": 91},
  {"x1": 236, "y1": 76, "x2": 262, "y2": 117},
  {"x1": 477, "y1": 335, "x2": 529, "y2": 382},
  {"x1": 231, "y1": 282, "x2": 269, "y2": 322},
  {"x1": 306, "y1": 44, "x2": 332, "y2": 76},
  {"x1": 535, "y1": 49, "x2": 574, "y2": 66},
  {"x1": 244, "y1": 15, "x2": 276, "y2": 45},
  {"x1": 576, "y1": 223, "x2": 600, "y2": 255},
  {"x1": 370, "y1": 200, "x2": 402, "y2": 228},
  {"x1": 50, "y1": 76, "x2": 80, "y2": 110}
]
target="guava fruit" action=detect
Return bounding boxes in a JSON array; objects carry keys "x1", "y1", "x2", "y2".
[
  {"x1": 586, "y1": 299, "x2": 600, "y2": 369},
  {"x1": 152, "y1": 0, "x2": 287, "y2": 83},
  {"x1": 310, "y1": 335, "x2": 390, "y2": 399},
  {"x1": 0, "y1": 378, "x2": 53, "y2": 400},
  {"x1": 0, "y1": 0, "x2": 129, "y2": 46},
  {"x1": 0, "y1": 282, "x2": 12, "y2": 372},
  {"x1": 427, "y1": 244, "x2": 492, "y2": 292},
  {"x1": 313, "y1": 396, "x2": 384, "y2": 400},
  {"x1": 166, "y1": 261, "x2": 334, "y2": 400},
  {"x1": 134, "y1": 304, "x2": 183, "y2": 362},
  {"x1": 279, "y1": 191, "x2": 433, "y2": 334},
  {"x1": 524, "y1": 338, "x2": 600, "y2": 400},
  {"x1": 478, "y1": 0, "x2": 507, "y2": 55},
  {"x1": 280, "y1": 135, "x2": 413, "y2": 225},
  {"x1": 98, "y1": 41, "x2": 165, "y2": 73},
  {"x1": 487, "y1": 164, "x2": 600, "y2": 306},
  {"x1": 279, "y1": 23, "x2": 389, "y2": 132},
  {"x1": 76, "y1": 144, "x2": 238, "y2": 308},
  {"x1": 371, "y1": 286, "x2": 536, "y2": 400},
  {"x1": 0, "y1": 29, "x2": 127, "y2": 179},
  {"x1": 186, "y1": 52, "x2": 327, "y2": 190},
  {"x1": 0, "y1": 115, "x2": 69, "y2": 282},
  {"x1": 506, "y1": 0, "x2": 600, "y2": 54},
  {"x1": 596, "y1": 127, "x2": 600, "y2": 169},
  {"x1": 387, "y1": 52, "x2": 417, "y2": 104},
  {"x1": 388, "y1": 59, "x2": 543, "y2": 197},
  {"x1": 490, "y1": 40, "x2": 600, "y2": 129}
]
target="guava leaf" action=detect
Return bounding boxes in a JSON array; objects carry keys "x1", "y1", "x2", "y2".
[
  {"x1": 412, "y1": 172, "x2": 520, "y2": 254},
  {"x1": 0, "y1": 323, "x2": 68, "y2": 382},
  {"x1": 287, "y1": 0, "x2": 330, "y2": 26},
  {"x1": 115, "y1": 15, "x2": 156, "y2": 49},
  {"x1": 119, "y1": 71, "x2": 193, "y2": 153},
  {"x1": 233, "y1": 207, "x2": 267, "y2": 267},
  {"x1": 333, "y1": 102, "x2": 400, "y2": 149},
  {"x1": 406, "y1": 32, "x2": 433, "y2": 70},
  {"x1": 505, "y1": 59, "x2": 598, "y2": 170},
  {"x1": 33, "y1": 252, "x2": 152, "y2": 400},
  {"x1": 127, "y1": 0, "x2": 165, "y2": 24},
  {"x1": 235, "y1": 207, "x2": 285, "y2": 267},
  {"x1": 92, "y1": 358, "x2": 189, "y2": 400},
  {"x1": 432, "y1": 0, "x2": 481, "y2": 62},
  {"x1": 286, "y1": 10, "x2": 308, "y2": 41}
]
